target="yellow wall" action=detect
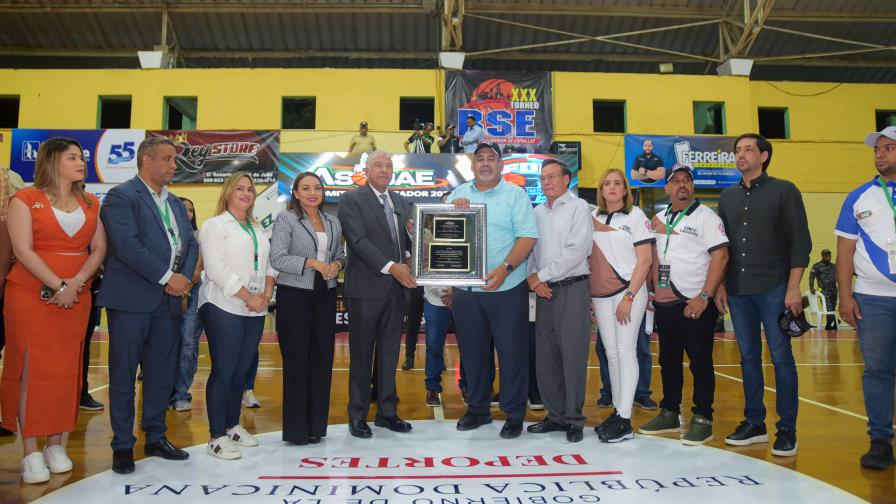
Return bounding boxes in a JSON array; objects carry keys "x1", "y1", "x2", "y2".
[
  {"x1": 1, "y1": 68, "x2": 893, "y2": 189},
  {"x1": 1, "y1": 67, "x2": 893, "y2": 289}
]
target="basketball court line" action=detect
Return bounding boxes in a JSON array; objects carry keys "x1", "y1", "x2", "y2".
[{"x1": 713, "y1": 370, "x2": 891, "y2": 427}]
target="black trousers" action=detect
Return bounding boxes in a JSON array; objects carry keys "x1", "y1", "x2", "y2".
[
  {"x1": 82, "y1": 280, "x2": 102, "y2": 392},
  {"x1": 346, "y1": 282, "x2": 405, "y2": 421},
  {"x1": 403, "y1": 286, "x2": 425, "y2": 359},
  {"x1": 452, "y1": 282, "x2": 529, "y2": 419},
  {"x1": 276, "y1": 276, "x2": 337, "y2": 444},
  {"x1": 654, "y1": 301, "x2": 719, "y2": 419}
]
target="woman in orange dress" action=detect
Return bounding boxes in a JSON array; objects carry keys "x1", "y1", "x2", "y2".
[{"x1": 1, "y1": 137, "x2": 107, "y2": 484}]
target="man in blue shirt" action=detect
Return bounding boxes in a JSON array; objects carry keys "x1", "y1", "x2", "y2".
[
  {"x1": 445, "y1": 142, "x2": 538, "y2": 439},
  {"x1": 461, "y1": 116, "x2": 485, "y2": 154},
  {"x1": 835, "y1": 125, "x2": 896, "y2": 470}
]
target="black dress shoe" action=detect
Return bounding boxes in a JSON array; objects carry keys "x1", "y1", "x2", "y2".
[
  {"x1": 500, "y1": 419, "x2": 523, "y2": 439},
  {"x1": 79, "y1": 393, "x2": 104, "y2": 411},
  {"x1": 566, "y1": 424, "x2": 584, "y2": 443},
  {"x1": 309, "y1": 436, "x2": 321, "y2": 444},
  {"x1": 456, "y1": 411, "x2": 493, "y2": 431},
  {"x1": 401, "y1": 357, "x2": 415, "y2": 370},
  {"x1": 349, "y1": 420, "x2": 373, "y2": 439},
  {"x1": 144, "y1": 438, "x2": 189, "y2": 460},
  {"x1": 527, "y1": 418, "x2": 566, "y2": 434},
  {"x1": 112, "y1": 448, "x2": 135, "y2": 474},
  {"x1": 375, "y1": 415, "x2": 412, "y2": 433}
]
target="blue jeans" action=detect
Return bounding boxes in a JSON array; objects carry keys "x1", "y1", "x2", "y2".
[
  {"x1": 727, "y1": 283, "x2": 798, "y2": 431},
  {"x1": 200, "y1": 303, "x2": 265, "y2": 438},
  {"x1": 245, "y1": 350, "x2": 259, "y2": 390},
  {"x1": 596, "y1": 315, "x2": 652, "y2": 399},
  {"x1": 854, "y1": 293, "x2": 896, "y2": 442},
  {"x1": 172, "y1": 281, "x2": 203, "y2": 403},
  {"x1": 423, "y1": 301, "x2": 452, "y2": 392}
]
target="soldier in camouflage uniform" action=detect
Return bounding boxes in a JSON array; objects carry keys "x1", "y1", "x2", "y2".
[{"x1": 809, "y1": 249, "x2": 838, "y2": 330}]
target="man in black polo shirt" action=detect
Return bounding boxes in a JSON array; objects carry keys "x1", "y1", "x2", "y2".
[
  {"x1": 630, "y1": 139, "x2": 665, "y2": 184},
  {"x1": 715, "y1": 133, "x2": 811, "y2": 457}
]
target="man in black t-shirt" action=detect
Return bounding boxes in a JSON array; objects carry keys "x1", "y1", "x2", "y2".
[{"x1": 631, "y1": 139, "x2": 665, "y2": 184}]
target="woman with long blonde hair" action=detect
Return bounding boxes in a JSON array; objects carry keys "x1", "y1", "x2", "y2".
[
  {"x1": 1, "y1": 137, "x2": 107, "y2": 483},
  {"x1": 198, "y1": 172, "x2": 277, "y2": 459},
  {"x1": 589, "y1": 168, "x2": 653, "y2": 443}
]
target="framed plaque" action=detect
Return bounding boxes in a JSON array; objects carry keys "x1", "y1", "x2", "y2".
[{"x1": 412, "y1": 204, "x2": 487, "y2": 286}]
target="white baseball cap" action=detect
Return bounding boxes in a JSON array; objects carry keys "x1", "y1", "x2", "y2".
[{"x1": 864, "y1": 125, "x2": 896, "y2": 147}]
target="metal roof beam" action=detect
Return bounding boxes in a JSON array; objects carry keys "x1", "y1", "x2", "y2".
[
  {"x1": 464, "y1": 3, "x2": 896, "y2": 22},
  {"x1": 0, "y1": 2, "x2": 435, "y2": 14},
  {"x1": 2, "y1": 47, "x2": 894, "y2": 68}
]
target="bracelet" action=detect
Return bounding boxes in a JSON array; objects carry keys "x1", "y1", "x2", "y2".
[
  {"x1": 75, "y1": 276, "x2": 86, "y2": 288},
  {"x1": 623, "y1": 290, "x2": 634, "y2": 302}
]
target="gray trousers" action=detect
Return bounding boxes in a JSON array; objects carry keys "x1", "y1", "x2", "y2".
[{"x1": 535, "y1": 278, "x2": 592, "y2": 427}]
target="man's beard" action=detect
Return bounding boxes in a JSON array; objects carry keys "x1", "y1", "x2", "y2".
[{"x1": 877, "y1": 162, "x2": 896, "y2": 178}]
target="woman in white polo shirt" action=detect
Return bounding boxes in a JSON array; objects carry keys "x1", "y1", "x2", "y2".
[
  {"x1": 198, "y1": 172, "x2": 277, "y2": 460},
  {"x1": 590, "y1": 168, "x2": 654, "y2": 442}
]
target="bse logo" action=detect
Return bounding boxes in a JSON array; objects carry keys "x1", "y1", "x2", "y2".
[
  {"x1": 21, "y1": 141, "x2": 40, "y2": 161},
  {"x1": 107, "y1": 141, "x2": 136, "y2": 165}
]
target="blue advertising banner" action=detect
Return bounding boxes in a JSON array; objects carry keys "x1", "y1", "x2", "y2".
[
  {"x1": 278, "y1": 152, "x2": 579, "y2": 205},
  {"x1": 625, "y1": 134, "x2": 741, "y2": 188},
  {"x1": 10, "y1": 129, "x2": 145, "y2": 183}
]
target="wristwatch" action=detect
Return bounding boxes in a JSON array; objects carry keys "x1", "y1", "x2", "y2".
[
  {"x1": 503, "y1": 261, "x2": 514, "y2": 272},
  {"x1": 698, "y1": 290, "x2": 710, "y2": 302}
]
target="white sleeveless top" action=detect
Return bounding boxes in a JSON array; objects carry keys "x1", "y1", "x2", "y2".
[
  {"x1": 52, "y1": 206, "x2": 86, "y2": 237},
  {"x1": 315, "y1": 232, "x2": 328, "y2": 262}
]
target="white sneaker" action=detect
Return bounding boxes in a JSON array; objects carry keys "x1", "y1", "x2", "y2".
[
  {"x1": 43, "y1": 444, "x2": 73, "y2": 474},
  {"x1": 242, "y1": 390, "x2": 261, "y2": 408},
  {"x1": 172, "y1": 399, "x2": 191, "y2": 412},
  {"x1": 226, "y1": 425, "x2": 259, "y2": 447},
  {"x1": 22, "y1": 452, "x2": 50, "y2": 484},
  {"x1": 207, "y1": 437, "x2": 241, "y2": 460}
]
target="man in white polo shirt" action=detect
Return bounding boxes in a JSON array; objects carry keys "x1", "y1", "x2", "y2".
[
  {"x1": 638, "y1": 164, "x2": 729, "y2": 446},
  {"x1": 835, "y1": 125, "x2": 896, "y2": 470}
]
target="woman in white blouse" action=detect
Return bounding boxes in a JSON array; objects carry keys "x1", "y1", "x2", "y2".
[
  {"x1": 198, "y1": 172, "x2": 276, "y2": 460},
  {"x1": 270, "y1": 172, "x2": 345, "y2": 445},
  {"x1": 589, "y1": 168, "x2": 654, "y2": 443}
]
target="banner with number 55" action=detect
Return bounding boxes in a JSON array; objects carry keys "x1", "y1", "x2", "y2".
[{"x1": 9, "y1": 128, "x2": 145, "y2": 183}]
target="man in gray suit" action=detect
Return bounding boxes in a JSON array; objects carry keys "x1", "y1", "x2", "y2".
[{"x1": 338, "y1": 150, "x2": 417, "y2": 438}]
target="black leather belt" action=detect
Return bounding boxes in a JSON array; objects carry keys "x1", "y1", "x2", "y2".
[{"x1": 547, "y1": 274, "x2": 589, "y2": 288}]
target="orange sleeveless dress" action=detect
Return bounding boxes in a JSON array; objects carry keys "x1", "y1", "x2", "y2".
[{"x1": 1, "y1": 187, "x2": 99, "y2": 437}]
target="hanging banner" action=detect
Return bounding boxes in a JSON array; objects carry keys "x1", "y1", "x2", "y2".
[
  {"x1": 9, "y1": 129, "x2": 144, "y2": 183},
  {"x1": 278, "y1": 152, "x2": 578, "y2": 205},
  {"x1": 445, "y1": 70, "x2": 553, "y2": 154},
  {"x1": 147, "y1": 130, "x2": 280, "y2": 184},
  {"x1": 625, "y1": 134, "x2": 741, "y2": 188}
]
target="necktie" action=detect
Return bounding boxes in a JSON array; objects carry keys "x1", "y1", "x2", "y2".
[{"x1": 380, "y1": 193, "x2": 401, "y2": 260}]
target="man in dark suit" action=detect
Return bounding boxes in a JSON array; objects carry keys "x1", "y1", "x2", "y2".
[
  {"x1": 98, "y1": 137, "x2": 199, "y2": 474},
  {"x1": 338, "y1": 150, "x2": 416, "y2": 438}
]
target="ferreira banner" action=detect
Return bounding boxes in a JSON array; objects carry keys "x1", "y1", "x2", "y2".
[
  {"x1": 147, "y1": 130, "x2": 280, "y2": 184},
  {"x1": 625, "y1": 134, "x2": 741, "y2": 188},
  {"x1": 445, "y1": 70, "x2": 553, "y2": 153},
  {"x1": 277, "y1": 152, "x2": 579, "y2": 205}
]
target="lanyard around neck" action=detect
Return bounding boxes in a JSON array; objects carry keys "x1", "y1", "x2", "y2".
[
  {"x1": 663, "y1": 201, "x2": 696, "y2": 257},
  {"x1": 159, "y1": 199, "x2": 178, "y2": 248},
  {"x1": 877, "y1": 176, "x2": 896, "y2": 232},
  {"x1": 229, "y1": 211, "x2": 259, "y2": 272}
]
